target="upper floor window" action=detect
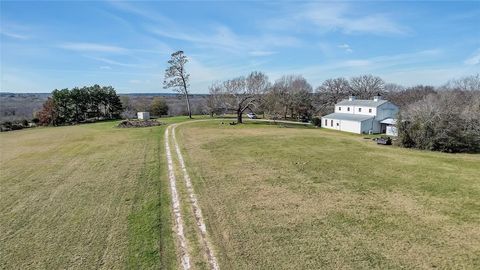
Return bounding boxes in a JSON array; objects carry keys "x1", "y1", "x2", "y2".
[
  {"x1": 369, "y1": 108, "x2": 372, "y2": 113},
  {"x1": 358, "y1": 108, "x2": 362, "y2": 112},
  {"x1": 347, "y1": 107, "x2": 350, "y2": 112},
  {"x1": 338, "y1": 107, "x2": 341, "y2": 111}
]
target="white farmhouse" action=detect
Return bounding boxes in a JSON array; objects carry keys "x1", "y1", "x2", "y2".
[{"x1": 321, "y1": 96, "x2": 399, "y2": 134}]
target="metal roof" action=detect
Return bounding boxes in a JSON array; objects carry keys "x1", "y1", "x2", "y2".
[
  {"x1": 321, "y1": 113, "x2": 374, "y2": 122},
  {"x1": 380, "y1": 118, "x2": 397, "y2": 125},
  {"x1": 336, "y1": 99, "x2": 388, "y2": 107}
]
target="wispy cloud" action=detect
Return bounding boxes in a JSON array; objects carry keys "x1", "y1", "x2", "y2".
[
  {"x1": 338, "y1": 43, "x2": 353, "y2": 53},
  {"x1": 0, "y1": 22, "x2": 32, "y2": 40},
  {"x1": 86, "y1": 56, "x2": 138, "y2": 67},
  {"x1": 249, "y1": 50, "x2": 277, "y2": 56},
  {"x1": 267, "y1": 3, "x2": 407, "y2": 36},
  {"x1": 59, "y1": 42, "x2": 128, "y2": 53},
  {"x1": 0, "y1": 29, "x2": 29, "y2": 40},
  {"x1": 107, "y1": 0, "x2": 171, "y2": 24},
  {"x1": 148, "y1": 24, "x2": 301, "y2": 54},
  {"x1": 464, "y1": 49, "x2": 480, "y2": 65}
]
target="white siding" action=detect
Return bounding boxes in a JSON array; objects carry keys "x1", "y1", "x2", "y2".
[
  {"x1": 137, "y1": 112, "x2": 150, "y2": 120},
  {"x1": 321, "y1": 117, "x2": 362, "y2": 133},
  {"x1": 386, "y1": 126, "x2": 398, "y2": 136},
  {"x1": 340, "y1": 120, "x2": 361, "y2": 133},
  {"x1": 335, "y1": 105, "x2": 376, "y2": 116}
]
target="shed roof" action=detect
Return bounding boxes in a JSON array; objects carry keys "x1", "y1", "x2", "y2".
[
  {"x1": 336, "y1": 99, "x2": 388, "y2": 107},
  {"x1": 321, "y1": 113, "x2": 374, "y2": 122},
  {"x1": 380, "y1": 118, "x2": 397, "y2": 125}
]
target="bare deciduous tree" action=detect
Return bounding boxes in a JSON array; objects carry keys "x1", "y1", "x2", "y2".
[
  {"x1": 207, "y1": 71, "x2": 270, "y2": 123},
  {"x1": 442, "y1": 74, "x2": 480, "y2": 91},
  {"x1": 398, "y1": 90, "x2": 480, "y2": 153},
  {"x1": 314, "y1": 77, "x2": 350, "y2": 115},
  {"x1": 349, "y1": 75, "x2": 385, "y2": 98},
  {"x1": 164, "y1": 51, "x2": 192, "y2": 118},
  {"x1": 385, "y1": 85, "x2": 436, "y2": 108}
]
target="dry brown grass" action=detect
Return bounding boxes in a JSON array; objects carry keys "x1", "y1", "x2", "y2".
[{"x1": 177, "y1": 121, "x2": 480, "y2": 269}]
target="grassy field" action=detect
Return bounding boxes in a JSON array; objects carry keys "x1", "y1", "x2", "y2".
[
  {"x1": 177, "y1": 120, "x2": 480, "y2": 269},
  {"x1": 2, "y1": 118, "x2": 479, "y2": 269},
  {"x1": 0, "y1": 119, "x2": 181, "y2": 269}
]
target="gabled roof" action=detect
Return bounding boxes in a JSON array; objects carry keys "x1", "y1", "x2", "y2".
[
  {"x1": 336, "y1": 99, "x2": 388, "y2": 107},
  {"x1": 321, "y1": 113, "x2": 374, "y2": 122}
]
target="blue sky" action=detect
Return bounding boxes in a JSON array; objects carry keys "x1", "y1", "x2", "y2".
[{"x1": 1, "y1": 1, "x2": 479, "y2": 93}]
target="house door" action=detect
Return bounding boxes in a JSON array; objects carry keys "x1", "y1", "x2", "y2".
[{"x1": 380, "y1": 123, "x2": 387, "y2": 133}]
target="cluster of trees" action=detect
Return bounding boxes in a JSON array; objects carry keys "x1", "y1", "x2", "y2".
[
  {"x1": 120, "y1": 96, "x2": 169, "y2": 119},
  {"x1": 397, "y1": 76, "x2": 480, "y2": 153},
  {"x1": 206, "y1": 73, "x2": 392, "y2": 122},
  {"x1": 37, "y1": 85, "x2": 123, "y2": 126}
]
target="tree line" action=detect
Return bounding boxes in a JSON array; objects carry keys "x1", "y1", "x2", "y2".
[
  {"x1": 203, "y1": 71, "x2": 479, "y2": 153},
  {"x1": 37, "y1": 85, "x2": 123, "y2": 126}
]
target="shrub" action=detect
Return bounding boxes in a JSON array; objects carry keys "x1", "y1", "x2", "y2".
[
  {"x1": 311, "y1": 117, "x2": 322, "y2": 127},
  {"x1": 398, "y1": 90, "x2": 480, "y2": 153}
]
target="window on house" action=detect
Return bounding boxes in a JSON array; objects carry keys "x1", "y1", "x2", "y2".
[
  {"x1": 359, "y1": 108, "x2": 362, "y2": 112},
  {"x1": 369, "y1": 108, "x2": 372, "y2": 113},
  {"x1": 347, "y1": 107, "x2": 350, "y2": 111},
  {"x1": 336, "y1": 123, "x2": 339, "y2": 126},
  {"x1": 338, "y1": 107, "x2": 341, "y2": 111},
  {"x1": 325, "y1": 119, "x2": 327, "y2": 126},
  {"x1": 331, "y1": 120, "x2": 333, "y2": 126}
]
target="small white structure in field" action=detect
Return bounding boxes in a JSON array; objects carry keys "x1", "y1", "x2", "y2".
[
  {"x1": 321, "y1": 96, "x2": 399, "y2": 134},
  {"x1": 381, "y1": 118, "x2": 398, "y2": 136},
  {"x1": 137, "y1": 112, "x2": 150, "y2": 120}
]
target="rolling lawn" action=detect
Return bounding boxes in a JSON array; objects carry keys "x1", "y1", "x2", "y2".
[
  {"x1": 0, "y1": 120, "x2": 177, "y2": 269},
  {"x1": 1, "y1": 118, "x2": 479, "y2": 269},
  {"x1": 176, "y1": 121, "x2": 480, "y2": 269}
]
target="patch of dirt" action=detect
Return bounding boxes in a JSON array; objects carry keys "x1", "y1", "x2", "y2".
[{"x1": 117, "y1": 120, "x2": 163, "y2": 128}]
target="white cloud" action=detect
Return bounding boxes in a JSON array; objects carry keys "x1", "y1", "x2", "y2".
[
  {"x1": 60, "y1": 42, "x2": 127, "y2": 53},
  {"x1": 338, "y1": 43, "x2": 353, "y2": 53},
  {"x1": 0, "y1": 30, "x2": 29, "y2": 40},
  {"x1": 128, "y1": 79, "x2": 150, "y2": 84},
  {"x1": 464, "y1": 49, "x2": 480, "y2": 65},
  {"x1": 148, "y1": 24, "x2": 301, "y2": 54},
  {"x1": 99, "y1": 66, "x2": 112, "y2": 70},
  {"x1": 87, "y1": 56, "x2": 139, "y2": 67},
  {"x1": 249, "y1": 50, "x2": 277, "y2": 56},
  {"x1": 0, "y1": 22, "x2": 32, "y2": 40},
  {"x1": 267, "y1": 3, "x2": 407, "y2": 36},
  {"x1": 266, "y1": 48, "x2": 446, "y2": 88}
]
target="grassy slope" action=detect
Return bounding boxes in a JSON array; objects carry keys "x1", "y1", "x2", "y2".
[
  {"x1": 178, "y1": 121, "x2": 480, "y2": 269},
  {"x1": 0, "y1": 120, "x2": 177, "y2": 269}
]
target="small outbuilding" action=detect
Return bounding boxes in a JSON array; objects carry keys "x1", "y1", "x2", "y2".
[
  {"x1": 137, "y1": 112, "x2": 150, "y2": 120},
  {"x1": 380, "y1": 118, "x2": 398, "y2": 136}
]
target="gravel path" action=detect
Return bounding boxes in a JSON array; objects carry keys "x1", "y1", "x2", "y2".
[
  {"x1": 164, "y1": 118, "x2": 309, "y2": 269},
  {"x1": 165, "y1": 127, "x2": 191, "y2": 270}
]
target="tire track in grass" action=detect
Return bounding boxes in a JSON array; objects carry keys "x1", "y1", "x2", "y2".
[
  {"x1": 172, "y1": 124, "x2": 220, "y2": 270},
  {"x1": 165, "y1": 126, "x2": 191, "y2": 270}
]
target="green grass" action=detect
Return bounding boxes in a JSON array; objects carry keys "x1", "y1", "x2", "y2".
[
  {"x1": 0, "y1": 119, "x2": 184, "y2": 269},
  {"x1": 2, "y1": 117, "x2": 479, "y2": 269},
  {"x1": 177, "y1": 121, "x2": 480, "y2": 269}
]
